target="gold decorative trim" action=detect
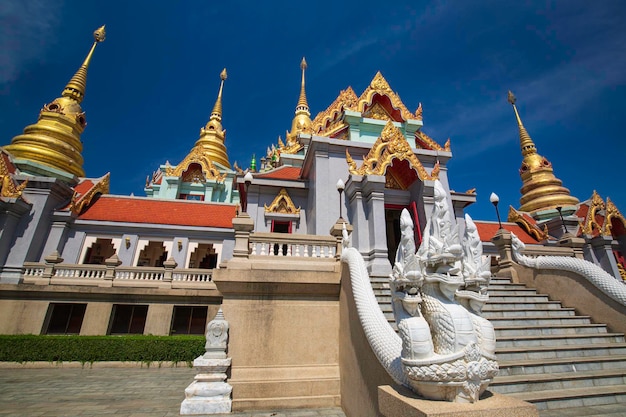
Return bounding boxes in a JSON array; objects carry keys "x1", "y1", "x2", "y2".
[
  {"x1": 581, "y1": 191, "x2": 605, "y2": 235},
  {"x1": 278, "y1": 135, "x2": 303, "y2": 155},
  {"x1": 312, "y1": 87, "x2": 358, "y2": 134},
  {"x1": 166, "y1": 146, "x2": 226, "y2": 182},
  {"x1": 69, "y1": 173, "x2": 110, "y2": 215},
  {"x1": 357, "y1": 72, "x2": 418, "y2": 122},
  {"x1": 617, "y1": 262, "x2": 626, "y2": 281},
  {"x1": 363, "y1": 102, "x2": 391, "y2": 120},
  {"x1": 345, "y1": 121, "x2": 439, "y2": 181},
  {"x1": 507, "y1": 206, "x2": 549, "y2": 241},
  {"x1": 603, "y1": 198, "x2": 626, "y2": 237},
  {"x1": 264, "y1": 188, "x2": 301, "y2": 214},
  {"x1": 0, "y1": 154, "x2": 27, "y2": 198},
  {"x1": 415, "y1": 130, "x2": 449, "y2": 151},
  {"x1": 415, "y1": 102, "x2": 423, "y2": 121}
]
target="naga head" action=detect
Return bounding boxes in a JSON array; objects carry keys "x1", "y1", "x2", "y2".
[{"x1": 510, "y1": 231, "x2": 525, "y2": 258}]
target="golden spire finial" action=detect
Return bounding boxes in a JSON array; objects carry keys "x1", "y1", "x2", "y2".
[
  {"x1": 507, "y1": 90, "x2": 536, "y2": 157},
  {"x1": 62, "y1": 25, "x2": 106, "y2": 104},
  {"x1": 508, "y1": 91, "x2": 579, "y2": 214},
  {"x1": 210, "y1": 68, "x2": 227, "y2": 121},
  {"x1": 287, "y1": 57, "x2": 313, "y2": 142},
  {"x1": 296, "y1": 57, "x2": 309, "y2": 112}
]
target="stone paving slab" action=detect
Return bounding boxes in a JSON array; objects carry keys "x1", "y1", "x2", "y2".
[{"x1": 0, "y1": 366, "x2": 623, "y2": 416}]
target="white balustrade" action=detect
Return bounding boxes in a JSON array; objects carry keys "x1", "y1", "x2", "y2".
[{"x1": 248, "y1": 232, "x2": 336, "y2": 259}]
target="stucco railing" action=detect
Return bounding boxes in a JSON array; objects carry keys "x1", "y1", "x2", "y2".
[
  {"x1": 249, "y1": 232, "x2": 337, "y2": 259},
  {"x1": 21, "y1": 262, "x2": 214, "y2": 289}
]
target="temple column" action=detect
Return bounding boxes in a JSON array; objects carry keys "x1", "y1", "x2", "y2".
[
  {"x1": 491, "y1": 229, "x2": 519, "y2": 282},
  {"x1": 362, "y1": 175, "x2": 391, "y2": 277},
  {"x1": 0, "y1": 198, "x2": 31, "y2": 282},
  {"x1": 40, "y1": 212, "x2": 75, "y2": 260},
  {"x1": 589, "y1": 235, "x2": 621, "y2": 279},
  {"x1": 345, "y1": 175, "x2": 369, "y2": 259}
]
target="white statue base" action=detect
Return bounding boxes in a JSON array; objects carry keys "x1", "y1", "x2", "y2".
[
  {"x1": 180, "y1": 357, "x2": 232, "y2": 415},
  {"x1": 378, "y1": 385, "x2": 538, "y2": 417}
]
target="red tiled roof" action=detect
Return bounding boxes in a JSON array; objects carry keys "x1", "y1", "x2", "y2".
[
  {"x1": 254, "y1": 166, "x2": 301, "y2": 180},
  {"x1": 78, "y1": 196, "x2": 236, "y2": 228},
  {"x1": 475, "y1": 221, "x2": 539, "y2": 244},
  {"x1": 74, "y1": 179, "x2": 95, "y2": 196}
]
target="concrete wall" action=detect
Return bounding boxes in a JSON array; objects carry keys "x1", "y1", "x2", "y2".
[
  {"x1": 338, "y1": 260, "x2": 393, "y2": 417},
  {"x1": 213, "y1": 258, "x2": 342, "y2": 411}
]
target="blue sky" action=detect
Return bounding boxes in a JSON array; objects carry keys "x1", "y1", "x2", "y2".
[{"x1": 1, "y1": 0, "x2": 625, "y2": 222}]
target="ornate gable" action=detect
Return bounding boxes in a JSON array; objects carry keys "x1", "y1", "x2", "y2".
[
  {"x1": 345, "y1": 121, "x2": 439, "y2": 181},
  {"x1": 581, "y1": 191, "x2": 605, "y2": 236},
  {"x1": 264, "y1": 188, "x2": 301, "y2": 214},
  {"x1": 69, "y1": 173, "x2": 110, "y2": 215},
  {"x1": 508, "y1": 206, "x2": 549, "y2": 241},
  {"x1": 357, "y1": 72, "x2": 420, "y2": 122},
  {"x1": 415, "y1": 130, "x2": 450, "y2": 152},
  {"x1": 312, "y1": 87, "x2": 358, "y2": 137},
  {"x1": 603, "y1": 198, "x2": 626, "y2": 237},
  {"x1": 0, "y1": 151, "x2": 28, "y2": 199},
  {"x1": 166, "y1": 146, "x2": 226, "y2": 182}
]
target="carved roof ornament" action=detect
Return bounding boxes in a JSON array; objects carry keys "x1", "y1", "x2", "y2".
[
  {"x1": 278, "y1": 133, "x2": 303, "y2": 155},
  {"x1": 357, "y1": 72, "x2": 418, "y2": 122},
  {"x1": 581, "y1": 190, "x2": 606, "y2": 235},
  {"x1": 602, "y1": 198, "x2": 626, "y2": 237},
  {"x1": 69, "y1": 173, "x2": 110, "y2": 215},
  {"x1": 345, "y1": 121, "x2": 439, "y2": 181},
  {"x1": 166, "y1": 146, "x2": 226, "y2": 182},
  {"x1": 0, "y1": 154, "x2": 27, "y2": 198},
  {"x1": 264, "y1": 188, "x2": 301, "y2": 214},
  {"x1": 415, "y1": 130, "x2": 450, "y2": 151},
  {"x1": 312, "y1": 87, "x2": 358, "y2": 135},
  {"x1": 507, "y1": 206, "x2": 549, "y2": 241}
]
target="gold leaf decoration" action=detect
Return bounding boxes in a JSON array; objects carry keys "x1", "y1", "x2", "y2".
[
  {"x1": 165, "y1": 146, "x2": 226, "y2": 182},
  {"x1": 264, "y1": 188, "x2": 301, "y2": 214},
  {"x1": 345, "y1": 121, "x2": 438, "y2": 181}
]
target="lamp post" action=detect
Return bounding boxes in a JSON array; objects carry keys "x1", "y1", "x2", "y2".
[
  {"x1": 336, "y1": 179, "x2": 345, "y2": 220},
  {"x1": 490, "y1": 192, "x2": 503, "y2": 229},
  {"x1": 243, "y1": 171, "x2": 253, "y2": 214},
  {"x1": 556, "y1": 206, "x2": 567, "y2": 235}
]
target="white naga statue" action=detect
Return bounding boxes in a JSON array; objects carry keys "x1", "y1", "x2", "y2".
[{"x1": 342, "y1": 180, "x2": 498, "y2": 403}]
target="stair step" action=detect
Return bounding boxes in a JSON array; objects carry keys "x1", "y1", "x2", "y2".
[
  {"x1": 483, "y1": 308, "x2": 575, "y2": 318},
  {"x1": 484, "y1": 301, "x2": 565, "y2": 310},
  {"x1": 489, "y1": 295, "x2": 551, "y2": 302},
  {"x1": 496, "y1": 333, "x2": 624, "y2": 348},
  {"x1": 507, "y1": 384, "x2": 626, "y2": 410},
  {"x1": 492, "y1": 368, "x2": 626, "y2": 394},
  {"x1": 488, "y1": 284, "x2": 529, "y2": 290},
  {"x1": 489, "y1": 289, "x2": 543, "y2": 296},
  {"x1": 498, "y1": 354, "x2": 626, "y2": 376},
  {"x1": 494, "y1": 324, "x2": 609, "y2": 337},
  {"x1": 489, "y1": 316, "x2": 593, "y2": 326},
  {"x1": 496, "y1": 343, "x2": 626, "y2": 361}
]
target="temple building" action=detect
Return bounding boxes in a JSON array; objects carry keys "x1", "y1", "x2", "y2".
[{"x1": 1, "y1": 27, "x2": 626, "y2": 413}]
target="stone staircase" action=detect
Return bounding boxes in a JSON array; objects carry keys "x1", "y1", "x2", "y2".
[{"x1": 370, "y1": 275, "x2": 626, "y2": 411}]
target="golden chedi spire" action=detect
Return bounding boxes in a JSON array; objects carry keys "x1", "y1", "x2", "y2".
[
  {"x1": 288, "y1": 57, "x2": 313, "y2": 142},
  {"x1": 4, "y1": 26, "x2": 106, "y2": 179},
  {"x1": 507, "y1": 91, "x2": 578, "y2": 214},
  {"x1": 194, "y1": 68, "x2": 231, "y2": 168}
]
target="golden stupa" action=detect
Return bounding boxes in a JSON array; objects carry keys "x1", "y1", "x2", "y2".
[
  {"x1": 4, "y1": 26, "x2": 106, "y2": 179},
  {"x1": 192, "y1": 68, "x2": 231, "y2": 169},
  {"x1": 287, "y1": 57, "x2": 313, "y2": 141},
  {"x1": 508, "y1": 91, "x2": 579, "y2": 213}
]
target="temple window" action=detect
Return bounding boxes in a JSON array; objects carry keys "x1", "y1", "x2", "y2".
[
  {"x1": 108, "y1": 304, "x2": 148, "y2": 335},
  {"x1": 82, "y1": 238, "x2": 116, "y2": 265},
  {"x1": 43, "y1": 303, "x2": 86, "y2": 335},
  {"x1": 188, "y1": 243, "x2": 218, "y2": 269},
  {"x1": 136, "y1": 241, "x2": 168, "y2": 267},
  {"x1": 271, "y1": 220, "x2": 291, "y2": 255},
  {"x1": 170, "y1": 306, "x2": 208, "y2": 335}
]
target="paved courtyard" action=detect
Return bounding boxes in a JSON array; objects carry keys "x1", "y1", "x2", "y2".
[{"x1": 0, "y1": 365, "x2": 624, "y2": 416}]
